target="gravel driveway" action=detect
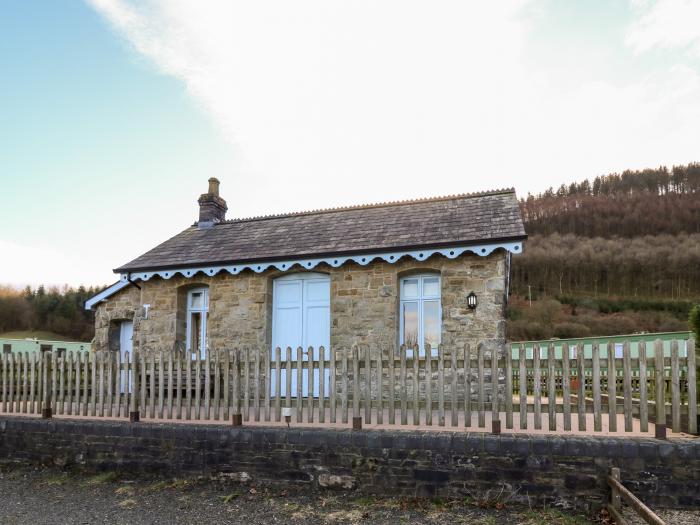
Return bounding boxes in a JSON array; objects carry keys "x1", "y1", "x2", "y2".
[{"x1": 0, "y1": 465, "x2": 599, "y2": 525}]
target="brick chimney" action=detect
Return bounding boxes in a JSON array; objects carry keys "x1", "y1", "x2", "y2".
[{"x1": 197, "y1": 177, "x2": 228, "y2": 226}]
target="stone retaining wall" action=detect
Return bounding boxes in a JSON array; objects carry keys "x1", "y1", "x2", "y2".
[{"x1": 1, "y1": 417, "x2": 698, "y2": 511}]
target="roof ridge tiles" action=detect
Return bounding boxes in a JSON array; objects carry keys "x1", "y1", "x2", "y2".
[{"x1": 212, "y1": 188, "x2": 515, "y2": 225}]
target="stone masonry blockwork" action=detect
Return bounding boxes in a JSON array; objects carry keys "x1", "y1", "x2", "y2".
[
  {"x1": 1, "y1": 417, "x2": 698, "y2": 511},
  {"x1": 94, "y1": 252, "x2": 508, "y2": 356}
]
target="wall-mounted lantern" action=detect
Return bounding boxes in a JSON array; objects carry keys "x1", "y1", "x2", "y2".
[{"x1": 467, "y1": 291, "x2": 478, "y2": 310}]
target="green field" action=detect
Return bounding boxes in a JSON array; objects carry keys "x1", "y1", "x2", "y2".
[{"x1": 0, "y1": 331, "x2": 78, "y2": 342}]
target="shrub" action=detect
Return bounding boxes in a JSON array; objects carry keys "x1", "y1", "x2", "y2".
[
  {"x1": 689, "y1": 305, "x2": 700, "y2": 341},
  {"x1": 552, "y1": 322, "x2": 591, "y2": 339}
]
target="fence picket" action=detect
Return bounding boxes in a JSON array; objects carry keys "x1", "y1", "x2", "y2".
[
  {"x1": 275, "y1": 347, "x2": 282, "y2": 422},
  {"x1": 20, "y1": 353, "x2": 28, "y2": 413},
  {"x1": 425, "y1": 346, "x2": 433, "y2": 426},
  {"x1": 57, "y1": 352, "x2": 65, "y2": 415},
  {"x1": 547, "y1": 344, "x2": 556, "y2": 431},
  {"x1": 671, "y1": 341, "x2": 680, "y2": 433},
  {"x1": 148, "y1": 354, "x2": 155, "y2": 419},
  {"x1": 64, "y1": 352, "x2": 75, "y2": 416},
  {"x1": 297, "y1": 346, "x2": 304, "y2": 423},
  {"x1": 341, "y1": 347, "x2": 348, "y2": 424},
  {"x1": 607, "y1": 342, "x2": 617, "y2": 432},
  {"x1": 158, "y1": 352, "x2": 165, "y2": 419},
  {"x1": 131, "y1": 351, "x2": 139, "y2": 417},
  {"x1": 400, "y1": 346, "x2": 407, "y2": 425},
  {"x1": 478, "y1": 344, "x2": 485, "y2": 427},
  {"x1": 1, "y1": 353, "x2": 6, "y2": 412},
  {"x1": 491, "y1": 346, "x2": 499, "y2": 424},
  {"x1": 654, "y1": 340, "x2": 665, "y2": 429},
  {"x1": 232, "y1": 348, "x2": 240, "y2": 417},
  {"x1": 319, "y1": 346, "x2": 326, "y2": 423},
  {"x1": 533, "y1": 345, "x2": 542, "y2": 430},
  {"x1": 623, "y1": 342, "x2": 633, "y2": 432},
  {"x1": 562, "y1": 343, "x2": 571, "y2": 431},
  {"x1": 107, "y1": 352, "x2": 114, "y2": 417},
  {"x1": 330, "y1": 346, "x2": 337, "y2": 424},
  {"x1": 519, "y1": 344, "x2": 527, "y2": 430},
  {"x1": 253, "y1": 349, "x2": 260, "y2": 422},
  {"x1": 575, "y1": 343, "x2": 584, "y2": 432},
  {"x1": 97, "y1": 353, "x2": 104, "y2": 417},
  {"x1": 194, "y1": 352, "x2": 201, "y2": 420},
  {"x1": 204, "y1": 351, "x2": 211, "y2": 421},
  {"x1": 451, "y1": 346, "x2": 458, "y2": 427},
  {"x1": 364, "y1": 347, "x2": 371, "y2": 424},
  {"x1": 412, "y1": 345, "x2": 419, "y2": 426},
  {"x1": 375, "y1": 347, "x2": 382, "y2": 425},
  {"x1": 285, "y1": 347, "x2": 292, "y2": 415},
  {"x1": 352, "y1": 346, "x2": 359, "y2": 422},
  {"x1": 306, "y1": 347, "x2": 313, "y2": 423},
  {"x1": 638, "y1": 342, "x2": 649, "y2": 432},
  {"x1": 593, "y1": 343, "x2": 602, "y2": 432},
  {"x1": 688, "y1": 339, "x2": 696, "y2": 434},
  {"x1": 213, "y1": 352, "x2": 220, "y2": 421},
  {"x1": 465, "y1": 344, "x2": 472, "y2": 427},
  {"x1": 389, "y1": 347, "x2": 397, "y2": 425},
  {"x1": 140, "y1": 352, "x2": 146, "y2": 419},
  {"x1": 264, "y1": 348, "x2": 271, "y2": 422},
  {"x1": 505, "y1": 344, "x2": 513, "y2": 430},
  {"x1": 438, "y1": 345, "x2": 445, "y2": 427},
  {"x1": 223, "y1": 351, "x2": 230, "y2": 422},
  {"x1": 243, "y1": 348, "x2": 250, "y2": 422},
  {"x1": 176, "y1": 354, "x2": 183, "y2": 420},
  {"x1": 120, "y1": 351, "x2": 128, "y2": 418},
  {"x1": 30, "y1": 353, "x2": 37, "y2": 414}
]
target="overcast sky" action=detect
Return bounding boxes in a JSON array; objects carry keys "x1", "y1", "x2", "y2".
[{"x1": 2, "y1": 0, "x2": 700, "y2": 287}]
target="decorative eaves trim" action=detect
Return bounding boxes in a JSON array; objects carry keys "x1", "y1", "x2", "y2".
[
  {"x1": 84, "y1": 280, "x2": 132, "y2": 310},
  {"x1": 125, "y1": 240, "x2": 522, "y2": 280},
  {"x1": 86, "y1": 240, "x2": 522, "y2": 310}
]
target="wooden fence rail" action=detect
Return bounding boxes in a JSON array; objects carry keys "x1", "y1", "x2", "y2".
[{"x1": 0, "y1": 339, "x2": 696, "y2": 435}]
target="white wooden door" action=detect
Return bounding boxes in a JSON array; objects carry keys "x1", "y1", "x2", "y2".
[
  {"x1": 119, "y1": 321, "x2": 133, "y2": 394},
  {"x1": 272, "y1": 273, "x2": 330, "y2": 397}
]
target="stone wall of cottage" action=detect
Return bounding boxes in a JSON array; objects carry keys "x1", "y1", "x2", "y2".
[{"x1": 93, "y1": 251, "x2": 508, "y2": 356}]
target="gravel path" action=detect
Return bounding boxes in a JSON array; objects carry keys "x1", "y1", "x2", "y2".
[{"x1": 0, "y1": 465, "x2": 598, "y2": 525}]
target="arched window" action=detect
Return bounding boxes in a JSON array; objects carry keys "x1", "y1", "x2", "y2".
[
  {"x1": 399, "y1": 274, "x2": 441, "y2": 355},
  {"x1": 186, "y1": 287, "x2": 209, "y2": 357}
]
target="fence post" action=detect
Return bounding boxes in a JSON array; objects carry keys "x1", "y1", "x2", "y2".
[
  {"x1": 654, "y1": 340, "x2": 666, "y2": 439},
  {"x1": 232, "y1": 348, "x2": 242, "y2": 426},
  {"x1": 130, "y1": 350, "x2": 140, "y2": 422},
  {"x1": 41, "y1": 352, "x2": 52, "y2": 419},
  {"x1": 610, "y1": 467, "x2": 622, "y2": 512}
]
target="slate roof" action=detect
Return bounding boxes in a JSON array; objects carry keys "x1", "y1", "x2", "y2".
[{"x1": 114, "y1": 189, "x2": 526, "y2": 273}]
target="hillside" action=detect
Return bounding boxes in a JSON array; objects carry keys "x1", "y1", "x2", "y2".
[{"x1": 508, "y1": 163, "x2": 700, "y2": 341}]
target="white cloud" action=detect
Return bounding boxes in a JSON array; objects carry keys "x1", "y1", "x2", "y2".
[
  {"x1": 85, "y1": 0, "x2": 700, "y2": 216},
  {"x1": 627, "y1": 0, "x2": 700, "y2": 56}
]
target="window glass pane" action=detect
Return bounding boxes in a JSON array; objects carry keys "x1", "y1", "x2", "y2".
[
  {"x1": 190, "y1": 292, "x2": 203, "y2": 310},
  {"x1": 423, "y1": 300, "x2": 440, "y2": 348},
  {"x1": 190, "y1": 312, "x2": 202, "y2": 353},
  {"x1": 402, "y1": 279, "x2": 419, "y2": 299},
  {"x1": 422, "y1": 277, "x2": 439, "y2": 297},
  {"x1": 402, "y1": 302, "x2": 419, "y2": 348}
]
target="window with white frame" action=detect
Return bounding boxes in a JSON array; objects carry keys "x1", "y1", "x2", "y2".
[
  {"x1": 399, "y1": 274, "x2": 441, "y2": 355},
  {"x1": 186, "y1": 287, "x2": 209, "y2": 357}
]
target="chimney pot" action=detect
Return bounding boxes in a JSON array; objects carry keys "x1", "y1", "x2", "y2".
[
  {"x1": 198, "y1": 178, "x2": 227, "y2": 226},
  {"x1": 208, "y1": 177, "x2": 220, "y2": 196}
]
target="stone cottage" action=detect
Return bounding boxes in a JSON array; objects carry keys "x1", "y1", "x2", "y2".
[{"x1": 86, "y1": 179, "x2": 526, "y2": 362}]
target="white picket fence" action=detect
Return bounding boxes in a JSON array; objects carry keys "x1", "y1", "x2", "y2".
[{"x1": 0, "y1": 339, "x2": 696, "y2": 435}]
